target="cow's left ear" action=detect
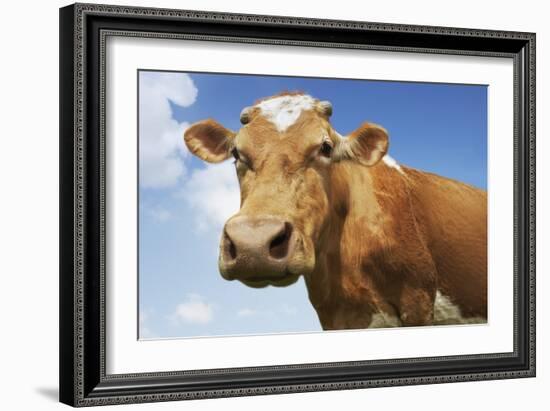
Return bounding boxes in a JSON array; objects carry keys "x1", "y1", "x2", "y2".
[
  {"x1": 184, "y1": 119, "x2": 236, "y2": 163},
  {"x1": 336, "y1": 122, "x2": 389, "y2": 166}
]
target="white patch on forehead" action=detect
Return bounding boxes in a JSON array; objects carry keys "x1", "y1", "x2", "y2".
[
  {"x1": 382, "y1": 155, "x2": 405, "y2": 175},
  {"x1": 255, "y1": 94, "x2": 315, "y2": 132},
  {"x1": 434, "y1": 290, "x2": 486, "y2": 325}
]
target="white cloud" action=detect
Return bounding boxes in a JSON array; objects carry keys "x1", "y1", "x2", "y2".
[
  {"x1": 172, "y1": 294, "x2": 213, "y2": 325},
  {"x1": 280, "y1": 303, "x2": 298, "y2": 316},
  {"x1": 236, "y1": 304, "x2": 298, "y2": 319},
  {"x1": 181, "y1": 162, "x2": 241, "y2": 232},
  {"x1": 139, "y1": 309, "x2": 157, "y2": 339},
  {"x1": 146, "y1": 205, "x2": 172, "y2": 223},
  {"x1": 139, "y1": 71, "x2": 198, "y2": 188},
  {"x1": 237, "y1": 308, "x2": 257, "y2": 318}
]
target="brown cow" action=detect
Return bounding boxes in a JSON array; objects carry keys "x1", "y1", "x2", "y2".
[{"x1": 184, "y1": 92, "x2": 487, "y2": 330}]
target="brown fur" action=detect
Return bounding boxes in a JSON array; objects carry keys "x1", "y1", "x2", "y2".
[{"x1": 184, "y1": 95, "x2": 487, "y2": 330}]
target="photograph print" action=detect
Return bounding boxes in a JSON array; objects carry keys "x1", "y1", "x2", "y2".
[{"x1": 138, "y1": 70, "x2": 487, "y2": 339}]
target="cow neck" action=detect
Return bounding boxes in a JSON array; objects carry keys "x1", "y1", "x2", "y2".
[{"x1": 304, "y1": 162, "x2": 384, "y2": 321}]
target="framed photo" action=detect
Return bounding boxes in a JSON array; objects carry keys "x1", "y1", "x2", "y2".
[{"x1": 59, "y1": 3, "x2": 536, "y2": 407}]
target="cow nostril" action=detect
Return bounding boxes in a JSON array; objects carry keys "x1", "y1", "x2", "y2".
[
  {"x1": 224, "y1": 232, "x2": 237, "y2": 261},
  {"x1": 269, "y1": 222, "x2": 293, "y2": 260}
]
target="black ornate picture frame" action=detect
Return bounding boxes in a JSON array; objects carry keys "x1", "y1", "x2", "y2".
[{"x1": 59, "y1": 3, "x2": 535, "y2": 407}]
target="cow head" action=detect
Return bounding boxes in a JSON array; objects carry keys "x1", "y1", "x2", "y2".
[{"x1": 184, "y1": 92, "x2": 388, "y2": 288}]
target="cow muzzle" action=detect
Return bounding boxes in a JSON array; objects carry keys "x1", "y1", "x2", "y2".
[{"x1": 219, "y1": 215, "x2": 300, "y2": 287}]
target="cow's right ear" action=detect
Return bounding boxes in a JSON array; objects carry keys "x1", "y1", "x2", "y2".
[{"x1": 184, "y1": 119, "x2": 236, "y2": 163}]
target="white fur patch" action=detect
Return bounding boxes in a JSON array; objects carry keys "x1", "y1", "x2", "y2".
[
  {"x1": 255, "y1": 94, "x2": 315, "y2": 132},
  {"x1": 434, "y1": 290, "x2": 486, "y2": 325},
  {"x1": 382, "y1": 155, "x2": 405, "y2": 174},
  {"x1": 368, "y1": 312, "x2": 402, "y2": 328}
]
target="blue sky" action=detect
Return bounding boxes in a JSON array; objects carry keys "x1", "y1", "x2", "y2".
[{"x1": 138, "y1": 70, "x2": 487, "y2": 339}]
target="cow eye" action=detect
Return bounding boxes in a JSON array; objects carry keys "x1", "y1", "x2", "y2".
[
  {"x1": 231, "y1": 148, "x2": 252, "y2": 170},
  {"x1": 231, "y1": 147, "x2": 240, "y2": 162},
  {"x1": 319, "y1": 141, "x2": 333, "y2": 158}
]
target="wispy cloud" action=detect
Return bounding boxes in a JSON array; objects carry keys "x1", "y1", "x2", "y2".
[
  {"x1": 236, "y1": 304, "x2": 298, "y2": 319},
  {"x1": 139, "y1": 71, "x2": 198, "y2": 188},
  {"x1": 172, "y1": 294, "x2": 214, "y2": 325},
  {"x1": 280, "y1": 303, "x2": 298, "y2": 316},
  {"x1": 180, "y1": 162, "x2": 240, "y2": 232},
  {"x1": 237, "y1": 308, "x2": 257, "y2": 318},
  {"x1": 139, "y1": 309, "x2": 157, "y2": 339},
  {"x1": 145, "y1": 204, "x2": 172, "y2": 223}
]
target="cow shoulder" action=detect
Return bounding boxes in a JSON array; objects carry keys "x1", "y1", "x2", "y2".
[{"x1": 333, "y1": 162, "x2": 438, "y2": 326}]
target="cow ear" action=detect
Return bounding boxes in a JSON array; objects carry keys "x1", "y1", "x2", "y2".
[
  {"x1": 184, "y1": 119, "x2": 236, "y2": 163},
  {"x1": 337, "y1": 122, "x2": 389, "y2": 167}
]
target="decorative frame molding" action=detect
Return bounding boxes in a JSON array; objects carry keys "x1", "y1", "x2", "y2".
[{"x1": 59, "y1": 3, "x2": 535, "y2": 407}]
